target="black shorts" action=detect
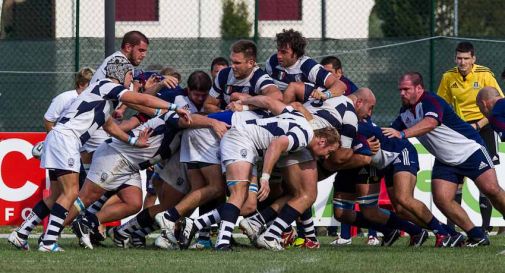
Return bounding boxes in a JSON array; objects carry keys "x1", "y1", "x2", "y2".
[
  {"x1": 333, "y1": 166, "x2": 381, "y2": 194},
  {"x1": 469, "y1": 121, "x2": 500, "y2": 165}
]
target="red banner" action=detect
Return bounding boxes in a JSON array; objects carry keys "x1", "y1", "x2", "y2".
[{"x1": 0, "y1": 133, "x2": 47, "y2": 225}]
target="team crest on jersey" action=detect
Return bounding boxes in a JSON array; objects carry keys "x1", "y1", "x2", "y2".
[
  {"x1": 176, "y1": 177, "x2": 184, "y2": 186},
  {"x1": 240, "y1": 149, "x2": 247, "y2": 158},
  {"x1": 68, "y1": 158, "x2": 75, "y2": 167},
  {"x1": 242, "y1": 86, "x2": 250, "y2": 93},
  {"x1": 100, "y1": 172, "x2": 108, "y2": 182},
  {"x1": 295, "y1": 74, "x2": 302, "y2": 82},
  {"x1": 473, "y1": 82, "x2": 479, "y2": 89}
]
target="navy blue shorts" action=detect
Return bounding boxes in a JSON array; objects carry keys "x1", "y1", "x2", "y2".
[
  {"x1": 431, "y1": 147, "x2": 494, "y2": 184},
  {"x1": 384, "y1": 145, "x2": 420, "y2": 187},
  {"x1": 334, "y1": 166, "x2": 380, "y2": 194}
]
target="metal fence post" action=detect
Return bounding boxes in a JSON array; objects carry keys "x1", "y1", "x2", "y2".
[{"x1": 105, "y1": 0, "x2": 116, "y2": 58}]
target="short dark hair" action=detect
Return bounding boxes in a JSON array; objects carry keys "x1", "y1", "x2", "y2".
[
  {"x1": 121, "y1": 31, "x2": 149, "y2": 49},
  {"x1": 320, "y1": 56, "x2": 342, "y2": 70},
  {"x1": 276, "y1": 29, "x2": 307, "y2": 58},
  {"x1": 187, "y1": 70, "x2": 212, "y2": 92},
  {"x1": 231, "y1": 40, "x2": 257, "y2": 61},
  {"x1": 400, "y1": 72, "x2": 424, "y2": 88},
  {"x1": 210, "y1": 57, "x2": 229, "y2": 71},
  {"x1": 456, "y1": 41, "x2": 475, "y2": 56}
]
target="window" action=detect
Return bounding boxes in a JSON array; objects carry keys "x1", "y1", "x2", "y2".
[
  {"x1": 116, "y1": 0, "x2": 159, "y2": 21},
  {"x1": 258, "y1": 0, "x2": 302, "y2": 21}
]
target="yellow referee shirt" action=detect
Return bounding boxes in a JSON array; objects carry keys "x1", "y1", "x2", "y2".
[{"x1": 437, "y1": 64, "x2": 504, "y2": 121}]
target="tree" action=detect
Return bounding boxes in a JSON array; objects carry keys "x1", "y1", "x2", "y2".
[
  {"x1": 220, "y1": 0, "x2": 252, "y2": 39},
  {"x1": 369, "y1": 0, "x2": 505, "y2": 38}
]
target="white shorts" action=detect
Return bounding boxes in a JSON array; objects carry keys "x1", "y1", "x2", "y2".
[
  {"x1": 220, "y1": 128, "x2": 258, "y2": 167},
  {"x1": 86, "y1": 143, "x2": 141, "y2": 191},
  {"x1": 41, "y1": 130, "x2": 81, "y2": 172},
  {"x1": 154, "y1": 150, "x2": 190, "y2": 194},
  {"x1": 81, "y1": 128, "x2": 110, "y2": 153},
  {"x1": 180, "y1": 128, "x2": 221, "y2": 164},
  {"x1": 277, "y1": 148, "x2": 314, "y2": 168}
]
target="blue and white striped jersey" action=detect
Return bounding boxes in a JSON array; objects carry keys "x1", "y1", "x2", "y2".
[
  {"x1": 303, "y1": 96, "x2": 358, "y2": 149},
  {"x1": 265, "y1": 54, "x2": 330, "y2": 91},
  {"x1": 209, "y1": 66, "x2": 276, "y2": 108},
  {"x1": 109, "y1": 111, "x2": 181, "y2": 170},
  {"x1": 53, "y1": 79, "x2": 129, "y2": 145},
  {"x1": 234, "y1": 107, "x2": 314, "y2": 153},
  {"x1": 391, "y1": 91, "x2": 483, "y2": 165}
]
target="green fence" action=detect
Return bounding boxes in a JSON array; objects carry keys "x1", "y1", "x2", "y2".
[{"x1": 1, "y1": 0, "x2": 505, "y2": 131}]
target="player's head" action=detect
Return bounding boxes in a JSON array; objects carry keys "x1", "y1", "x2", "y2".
[
  {"x1": 455, "y1": 42, "x2": 475, "y2": 75},
  {"x1": 398, "y1": 72, "x2": 425, "y2": 107},
  {"x1": 106, "y1": 56, "x2": 134, "y2": 87},
  {"x1": 230, "y1": 40, "x2": 257, "y2": 80},
  {"x1": 160, "y1": 67, "x2": 182, "y2": 82},
  {"x1": 121, "y1": 30, "x2": 149, "y2": 66},
  {"x1": 350, "y1": 88, "x2": 376, "y2": 120},
  {"x1": 187, "y1": 70, "x2": 212, "y2": 108},
  {"x1": 210, "y1": 57, "x2": 229, "y2": 80},
  {"x1": 276, "y1": 29, "x2": 307, "y2": 67},
  {"x1": 75, "y1": 67, "x2": 95, "y2": 91},
  {"x1": 320, "y1": 56, "x2": 343, "y2": 79},
  {"x1": 309, "y1": 127, "x2": 341, "y2": 159},
  {"x1": 477, "y1": 86, "x2": 502, "y2": 117}
]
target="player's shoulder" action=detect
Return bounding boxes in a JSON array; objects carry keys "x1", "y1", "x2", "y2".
[
  {"x1": 474, "y1": 64, "x2": 494, "y2": 75},
  {"x1": 442, "y1": 67, "x2": 458, "y2": 76}
]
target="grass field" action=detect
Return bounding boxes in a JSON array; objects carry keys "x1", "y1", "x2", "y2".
[{"x1": 2, "y1": 232, "x2": 505, "y2": 273}]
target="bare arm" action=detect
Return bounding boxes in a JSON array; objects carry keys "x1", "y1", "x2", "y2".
[
  {"x1": 178, "y1": 114, "x2": 229, "y2": 139},
  {"x1": 102, "y1": 117, "x2": 150, "y2": 148},
  {"x1": 382, "y1": 117, "x2": 438, "y2": 139},
  {"x1": 261, "y1": 85, "x2": 283, "y2": 102},
  {"x1": 43, "y1": 119, "x2": 55, "y2": 132},
  {"x1": 258, "y1": 136, "x2": 290, "y2": 201},
  {"x1": 323, "y1": 74, "x2": 346, "y2": 98},
  {"x1": 323, "y1": 147, "x2": 354, "y2": 168},
  {"x1": 290, "y1": 102, "x2": 314, "y2": 121},
  {"x1": 241, "y1": 95, "x2": 287, "y2": 115},
  {"x1": 333, "y1": 154, "x2": 372, "y2": 170}
]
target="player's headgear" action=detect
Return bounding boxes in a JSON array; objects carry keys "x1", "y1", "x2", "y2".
[{"x1": 106, "y1": 56, "x2": 134, "y2": 84}]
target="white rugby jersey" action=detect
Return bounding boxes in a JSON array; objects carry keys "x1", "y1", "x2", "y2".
[
  {"x1": 109, "y1": 111, "x2": 181, "y2": 170},
  {"x1": 209, "y1": 66, "x2": 276, "y2": 108},
  {"x1": 265, "y1": 54, "x2": 330, "y2": 91},
  {"x1": 234, "y1": 107, "x2": 314, "y2": 153},
  {"x1": 391, "y1": 91, "x2": 484, "y2": 165},
  {"x1": 52, "y1": 79, "x2": 129, "y2": 145},
  {"x1": 44, "y1": 90, "x2": 79, "y2": 122},
  {"x1": 303, "y1": 96, "x2": 358, "y2": 149}
]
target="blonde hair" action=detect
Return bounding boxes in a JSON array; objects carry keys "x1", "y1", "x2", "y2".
[
  {"x1": 75, "y1": 67, "x2": 95, "y2": 89},
  {"x1": 314, "y1": 127, "x2": 341, "y2": 146}
]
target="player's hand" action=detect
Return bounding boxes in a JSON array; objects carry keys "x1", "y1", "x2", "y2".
[
  {"x1": 161, "y1": 76, "x2": 179, "y2": 89},
  {"x1": 211, "y1": 120, "x2": 230, "y2": 138},
  {"x1": 145, "y1": 75, "x2": 161, "y2": 89},
  {"x1": 310, "y1": 89, "x2": 325, "y2": 100},
  {"x1": 381, "y1": 127, "x2": 401, "y2": 138},
  {"x1": 257, "y1": 179, "x2": 270, "y2": 202},
  {"x1": 112, "y1": 108, "x2": 125, "y2": 119},
  {"x1": 135, "y1": 128, "x2": 153, "y2": 148},
  {"x1": 226, "y1": 101, "x2": 244, "y2": 112},
  {"x1": 176, "y1": 108, "x2": 192, "y2": 124},
  {"x1": 367, "y1": 136, "x2": 381, "y2": 155}
]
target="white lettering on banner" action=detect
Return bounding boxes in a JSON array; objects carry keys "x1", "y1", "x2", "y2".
[
  {"x1": 0, "y1": 139, "x2": 39, "y2": 202},
  {"x1": 5, "y1": 208, "x2": 14, "y2": 221},
  {"x1": 22, "y1": 208, "x2": 32, "y2": 220}
]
